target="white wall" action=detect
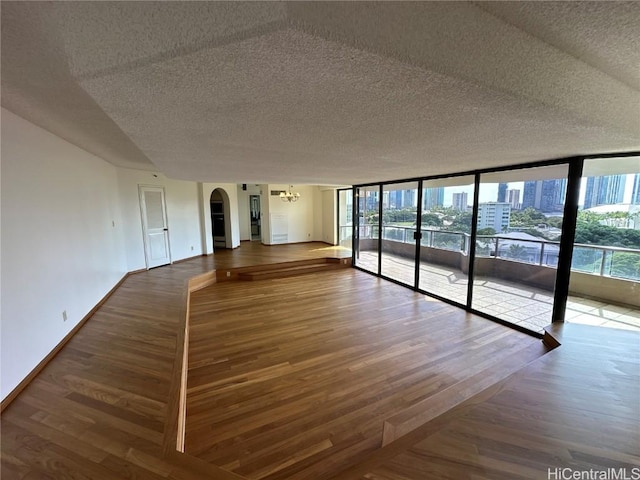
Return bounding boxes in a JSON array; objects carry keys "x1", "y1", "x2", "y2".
[
  {"x1": 1, "y1": 108, "x2": 128, "y2": 400},
  {"x1": 313, "y1": 187, "x2": 324, "y2": 242},
  {"x1": 200, "y1": 183, "x2": 241, "y2": 253},
  {"x1": 0, "y1": 109, "x2": 341, "y2": 401},
  {"x1": 117, "y1": 168, "x2": 203, "y2": 271},
  {"x1": 264, "y1": 184, "x2": 324, "y2": 244},
  {"x1": 322, "y1": 188, "x2": 337, "y2": 244}
]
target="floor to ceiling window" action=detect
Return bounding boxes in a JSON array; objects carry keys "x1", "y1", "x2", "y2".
[
  {"x1": 418, "y1": 175, "x2": 475, "y2": 305},
  {"x1": 567, "y1": 156, "x2": 640, "y2": 331},
  {"x1": 354, "y1": 186, "x2": 380, "y2": 274},
  {"x1": 470, "y1": 165, "x2": 568, "y2": 332},
  {"x1": 380, "y1": 182, "x2": 419, "y2": 286},
  {"x1": 348, "y1": 154, "x2": 639, "y2": 336}
]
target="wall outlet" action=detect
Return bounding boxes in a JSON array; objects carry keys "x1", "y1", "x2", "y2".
[
  {"x1": 62, "y1": 310, "x2": 67, "y2": 322},
  {"x1": 226, "y1": 271, "x2": 231, "y2": 277}
]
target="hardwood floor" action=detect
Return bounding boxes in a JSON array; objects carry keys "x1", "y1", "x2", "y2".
[
  {"x1": 332, "y1": 323, "x2": 640, "y2": 480},
  {"x1": 0, "y1": 242, "x2": 345, "y2": 480},
  {"x1": 2, "y1": 242, "x2": 638, "y2": 480},
  {"x1": 185, "y1": 269, "x2": 546, "y2": 479}
]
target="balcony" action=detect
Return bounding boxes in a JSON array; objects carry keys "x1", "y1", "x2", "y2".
[{"x1": 345, "y1": 224, "x2": 640, "y2": 333}]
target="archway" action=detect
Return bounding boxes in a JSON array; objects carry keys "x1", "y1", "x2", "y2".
[{"x1": 210, "y1": 188, "x2": 230, "y2": 250}]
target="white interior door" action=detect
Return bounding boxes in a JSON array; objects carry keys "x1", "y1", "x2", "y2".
[{"x1": 139, "y1": 185, "x2": 171, "y2": 268}]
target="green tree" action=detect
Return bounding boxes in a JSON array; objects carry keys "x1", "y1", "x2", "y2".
[
  {"x1": 575, "y1": 221, "x2": 640, "y2": 248},
  {"x1": 510, "y1": 207, "x2": 547, "y2": 227},
  {"x1": 610, "y1": 252, "x2": 640, "y2": 281},
  {"x1": 477, "y1": 227, "x2": 496, "y2": 236},
  {"x1": 546, "y1": 216, "x2": 563, "y2": 228},
  {"x1": 446, "y1": 212, "x2": 473, "y2": 233},
  {"x1": 421, "y1": 212, "x2": 443, "y2": 227}
]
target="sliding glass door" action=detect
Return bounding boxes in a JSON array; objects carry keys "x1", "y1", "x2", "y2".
[
  {"x1": 380, "y1": 182, "x2": 419, "y2": 286},
  {"x1": 567, "y1": 156, "x2": 640, "y2": 331},
  {"x1": 349, "y1": 155, "x2": 640, "y2": 335},
  {"x1": 354, "y1": 186, "x2": 380, "y2": 274},
  {"x1": 471, "y1": 165, "x2": 569, "y2": 332},
  {"x1": 418, "y1": 176, "x2": 475, "y2": 305}
]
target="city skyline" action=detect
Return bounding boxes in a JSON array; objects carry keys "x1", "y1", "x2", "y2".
[{"x1": 361, "y1": 173, "x2": 639, "y2": 213}]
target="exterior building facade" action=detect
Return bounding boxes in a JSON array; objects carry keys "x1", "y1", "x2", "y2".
[{"x1": 477, "y1": 202, "x2": 511, "y2": 233}]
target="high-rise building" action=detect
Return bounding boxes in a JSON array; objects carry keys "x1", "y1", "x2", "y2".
[
  {"x1": 477, "y1": 202, "x2": 511, "y2": 233},
  {"x1": 389, "y1": 190, "x2": 402, "y2": 209},
  {"x1": 583, "y1": 175, "x2": 625, "y2": 208},
  {"x1": 452, "y1": 192, "x2": 468, "y2": 211},
  {"x1": 507, "y1": 189, "x2": 520, "y2": 209},
  {"x1": 583, "y1": 177, "x2": 597, "y2": 208},
  {"x1": 540, "y1": 179, "x2": 566, "y2": 212},
  {"x1": 522, "y1": 181, "x2": 538, "y2": 210},
  {"x1": 497, "y1": 183, "x2": 508, "y2": 202},
  {"x1": 387, "y1": 189, "x2": 417, "y2": 209},
  {"x1": 365, "y1": 191, "x2": 379, "y2": 212},
  {"x1": 630, "y1": 174, "x2": 640, "y2": 205},
  {"x1": 521, "y1": 179, "x2": 566, "y2": 212},
  {"x1": 423, "y1": 187, "x2": 444, "y2": 210},
  {"x1": 403, "y1": 189, "x2": 416, "y2": 209}
]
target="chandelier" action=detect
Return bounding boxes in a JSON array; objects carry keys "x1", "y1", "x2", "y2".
[{"x1": 280, "y1": 185, "x2": 301, "y2": 203}]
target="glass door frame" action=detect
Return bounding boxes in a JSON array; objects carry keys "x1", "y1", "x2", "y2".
[
  {"x1": 349, "y1": 154, "x2": 613, "y2": 337},
  {"x1": 377, "y1": 181, "x2": 423, "y2": 288}
]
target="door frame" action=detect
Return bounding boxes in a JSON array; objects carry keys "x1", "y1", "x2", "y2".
[{"x1": 138, "y1": 184, "x2": 172, "y2": 269}]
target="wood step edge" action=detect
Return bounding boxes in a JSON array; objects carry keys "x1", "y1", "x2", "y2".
[
  {"x1": 543, "y1": 327, "x2": 562, "y2": 349},
  {"x1": 242, "y1": 263, "x2": 332, "y2": 274},
  {"x1": 381, "y1": 340, "x2": 550, "y2": 446},
  {"x1": 238, "y1": 264, "x2": 347, "y2": 281},
  {"x1": 214, "y1": 257, "x2": 350, "y2": 282}
]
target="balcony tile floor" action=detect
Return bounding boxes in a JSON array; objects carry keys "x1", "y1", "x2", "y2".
[{"x1": 356, "y1": 251, "x2": 640, "y2": 334}]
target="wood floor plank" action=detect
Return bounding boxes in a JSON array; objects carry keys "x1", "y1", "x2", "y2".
[
  {"x1": 345, "y1": 323, "x2": 640, "y2": 480},
  {"x1": 0, "y1": 243, "x2": 352, "y2": 480},
  {"x1": 184, "y1": 268, "x2": 546, "y2": 479},
  {"x1": 3, "y1": 242, "x2": 637, "y2": 480}
]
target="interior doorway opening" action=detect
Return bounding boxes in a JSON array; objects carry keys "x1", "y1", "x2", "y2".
[
  {"x1": 210, "y1": 189, "x2": 227, "y2": 250},
  {"x1": 250, "y1": 194, "x2": 261, "y2": 241}
]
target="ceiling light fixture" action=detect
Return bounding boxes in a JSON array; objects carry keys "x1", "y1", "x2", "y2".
[{"x1": 280, "y1": 185, "x2": 301, "y2": 203}]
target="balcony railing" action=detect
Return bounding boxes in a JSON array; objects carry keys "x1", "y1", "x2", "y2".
[{"x1": 346, "y1": 223, "x2": 640, "y2": 282}]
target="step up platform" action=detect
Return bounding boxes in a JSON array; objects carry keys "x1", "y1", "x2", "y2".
[{"x1": 216, "y1": 257, "x2": 352, "y2": 282}]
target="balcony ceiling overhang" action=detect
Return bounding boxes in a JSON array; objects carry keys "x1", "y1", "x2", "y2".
[{"x1": 2, "y1": 1, "x2": 639, "y2": 184}]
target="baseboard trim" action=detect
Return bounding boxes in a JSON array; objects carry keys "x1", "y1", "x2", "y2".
[
  {"x1": 1, "y1": 272, "x2": 130, "y2": 413},
  {"x1": 263, "y1": 240, "x2": 336, "y2": 247},
  {"x1": 172, "y1": 253, "x2": 207, "y2": 265}
]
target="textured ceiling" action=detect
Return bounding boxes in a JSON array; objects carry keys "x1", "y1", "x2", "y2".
[{"x1": 2, "y1": 1, "x2": 639, "y2": 185}]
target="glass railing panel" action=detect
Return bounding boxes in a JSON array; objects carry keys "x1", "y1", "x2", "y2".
[
  {"x1": 338, "y1": 225, "x2": 352, "y2": 248},
  {"x1": 337, "y1": 189, "x2": 353, "y2": 248},
  {"x1": 571, "y1": 245, "x2": 604, "y2": 274},
  {"x1": 432, "y1": 231, "x2": 466, "y2": 252}
]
